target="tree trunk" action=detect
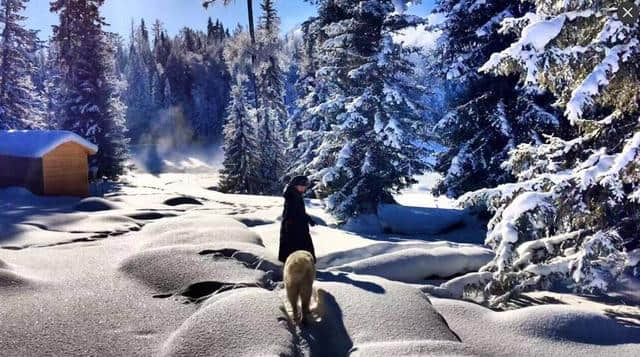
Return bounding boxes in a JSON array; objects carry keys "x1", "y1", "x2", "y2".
[
  {"x1": 0, "y1": 3, "x2": 11, "y2": 101},
  {"x1": 246, "y1": 0, "x2": 260, "y2": 108}
]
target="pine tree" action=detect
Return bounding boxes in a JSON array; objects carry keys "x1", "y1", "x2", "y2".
[
  {"x1": 124, "y1": 20, "x2": 155, "y2": 143},
  {"x1": 255, "y1": 0, "x2": 286, "y2": 194},
  {"x1": 43, "y1": 39, "x2": 63, "y2": 128},
  {"x1": 202, "y1": 0, "x2": 260, "y2": 108},
  {"x1": 0, "y1": 0, "x2": 44, "y2": 129},
  {"x1": 453, "y1": 0, "x2": 640, "y2": 306},
  {"x1": 293, "y1": 0, "x2": 429, "y2": 220},
  {"x1": 285, "y1": 17, "x2": 328, "y2": 179},
  {"x1": 218, "y1": 80, "x2": 261, "y2": 193},
  {"x1": 430, "y1": 0, "x2": 562, "y2": 197},
  {"x1": 50, "y1": 0, "x2": 129, "y2": 179}
]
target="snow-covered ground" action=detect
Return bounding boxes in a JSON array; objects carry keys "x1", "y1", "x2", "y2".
[{"x1": 1, "y1": 164, "x2": 639, "y2": 356}]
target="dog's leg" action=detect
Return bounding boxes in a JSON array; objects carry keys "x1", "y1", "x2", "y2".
[
  {"x1": 300, "y1": 274, "x2": 313, "y2": 326},
  {"x1": 286, "y1": 284, "x2": 300, "y2": 323}
]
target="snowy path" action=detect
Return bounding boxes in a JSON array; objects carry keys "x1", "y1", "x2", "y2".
[{"x1": 1, "y1": 171, "x2": 639, "y2": 356}]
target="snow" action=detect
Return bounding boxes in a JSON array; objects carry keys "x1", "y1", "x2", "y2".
[
  {"x1": 430, "y1": 297, "x2": 640, "y2": 356},
  {"x1": 481, "y1": 12, "x2": 565, "y2": 78},
  {"x1": 1, "y1": 167, "x2": 639, "y2": 356},
  {"x1": 600, "y1": 131, "x2": 640, "y2": 180},
  {"x1": 329, "y1": 246, "x2": 493, "y2": 283},
  {"x1": 377, "y1": 204, "x2": 466, "y2": 235},
  {"x1": 489, "y1": 191, "x2": 552, "y2": 245},
  {"x1": 565, "y1": 40, "x2": 638, "y2": 123},
  {"x1": 481, "y1": 10, "x2": 597, "y2": 87},
  {"x1": 0, "y1": 130, "x2": 98, "y2": 158},
  {"x1": 392, "y1": 24, "x2": 441, "y2": 50},
  {"x1": 422, "y1": 271, "x2": 493, "y2": 299}
]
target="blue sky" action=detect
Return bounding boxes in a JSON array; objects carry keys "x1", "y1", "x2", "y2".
[{"x1": 25, "y1": 0, "x2": 434, "y2": 41}]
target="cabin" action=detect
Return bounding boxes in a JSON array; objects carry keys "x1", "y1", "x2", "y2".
[{"x1": 0, "y1": 130, "x2": 98, "y2": 197}]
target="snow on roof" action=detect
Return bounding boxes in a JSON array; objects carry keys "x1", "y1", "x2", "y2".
[{"x1": 0, "y1": 130, "x2": 98, "y2": 158}]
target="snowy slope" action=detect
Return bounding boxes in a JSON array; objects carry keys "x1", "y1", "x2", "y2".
[{"x1": 1, "y1": 169, "x2": 639, "y2": 356}]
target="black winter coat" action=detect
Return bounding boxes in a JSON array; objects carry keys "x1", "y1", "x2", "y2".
[{"x1": 278, "y1": 187, "x2": 316, "y2": 263}]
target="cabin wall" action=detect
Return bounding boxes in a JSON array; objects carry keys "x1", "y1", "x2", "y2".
[
  {"x1": 0, "y1": 155, "x2": 44, "y2": 194},
  {"x1": 42, "y1": 142, "x2": 90, "y2": 197}
]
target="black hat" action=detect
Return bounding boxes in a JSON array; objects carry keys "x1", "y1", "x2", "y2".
[{"x1": 289, "y1": 175, "x2": 310, "y2": 187}]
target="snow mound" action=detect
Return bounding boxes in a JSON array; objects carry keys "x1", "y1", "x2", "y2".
[
  {"x1": 310, "y1": 275, "x2": 460, "y2": 349},
  {"x1": 0, "y1": 223, "x2": 94, "y2": 249},
  {"x1": 118, "y1": 245, "x2": 267, "y2": 294},
  {"x1": 0, "y1": 269, "x2": 32, "y2": 288},
  {"x1": 432, "y1": 297, "x2": 640, "y2": 356},
  {"x1": 231, "y1": 215, "x2": 276, "y2": 227},
  {"x1": 342, "y1": 214, "x2": 384, "y2": 234},
  {"x1": 22, "y1": 213, "x2": 141, "y2": 234},
  {"x1": 378, "y1": 204, "x2": 466, "y2": 235},
  {"x1": 139, "y1": 213, "x2": 246, "y2": 236},
  {"x1": 351, "y1": 340, "x2": 478, "y2": 356},
  {"x1": 0, "y1": 130, "x2": 98, "y2": 158},
  {"x1": 124, "y1": 210, "x2": 178, "y2": 221},
  {"x1": 160, "y1": 288, "x2": 296, "y2": 357},
  {"x1": 73, "y1": 197, "x2": 120, "y2": 212},
  {"x1": 0, "y1": 186, "x2": 36, "y2": 198},
  {"x1": 141, "y1": 226, "x2": 264, "y2": 249},
  {"x1": 137, "y1": 214, "x2": 262, "y2": 249},
  {"x1": 198, "y1": 242, "x2": 282, "y2": 276},
  {"x1": 161, "y1": 274, "x2": 463, "y2": 356},
  {"x1": 163, "y1": 196, "x2": 203, "y2": 206},
  {"x1": 0, "y1": 259, "x2": 7, "y2": 269},
  {"x1": 328, "y1": 246, "x2": 494, "y2": 282}
]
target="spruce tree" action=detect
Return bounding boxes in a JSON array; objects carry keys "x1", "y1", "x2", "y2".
[
  {"x1": 218, "y1": 26, "x2": 263, "y2": 194},
  {"x1": 218, "y1": 80, "x2": 261, "y2": 193},
  {"x1": 430, "y1": 0, "x2": 562, "y2": 197},
  {"x1": 0, "y1": 0, "x2": 44, "y2": 129},
  {"x1": 294, "y1": 0, "x2": 429, "y2": 220},
  {"x1": 455, "y1": 0, "x2": 640, "y2": 305},
  {"x1": 255, "y1": 0, "x2": 286, "y2": 194},
  {"x1": 50, "y1": 0, "x2": 129, "y2": 179},
  {"x1": 124, "y1": 20, "x2": 155, "y2": 143}
]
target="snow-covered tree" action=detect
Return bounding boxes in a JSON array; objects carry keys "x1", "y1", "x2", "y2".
[
  {"x1": 218, "y1": 79, "x2": 262, "y2": 193},
  {"x1": 456, "y1": 0, "x2": 640, "y2": 306},
  {"x1": 0, "y1": 0, "x2": 45, "y2": 129},
  {"x1": 430, "y1": 0, "x2": 562, "y2": 197},
  {"x1": 202, "y1": 0, "x2": 259, "y2": 108},
  {"x1": 124, "y1": 20, "x2": 155, "y2": 143},
  {"x1": 50, "y1": 0, "x2": 129, "y2": 179},
  {"x1": 218, "y1": 26, "x2": 264, "y2": 194},
  {"x1": 42, "y1": 39, "x2": 63, "y2": 128},
  {"x1": 284, "y1": 18, "x2": 327, "y2": 178},
  {"x1": 293, "y1": 0, "x2": 429, "y2": 220},
  {"x1": 255, "y1": 0, "x2": 286, "y2": 194}
]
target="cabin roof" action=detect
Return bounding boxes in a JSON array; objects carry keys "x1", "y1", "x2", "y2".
[{"x1": 0, "y1": 130, "x2": 98, "y2": 158}]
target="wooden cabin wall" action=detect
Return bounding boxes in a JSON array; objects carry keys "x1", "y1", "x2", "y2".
[{"x1": 42, "y1": 143, "x2": 90, "y2": 197}]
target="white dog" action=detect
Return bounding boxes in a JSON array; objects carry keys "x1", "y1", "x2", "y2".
[{"x1": 284, "y1": 250, "x2": 316, "y2": 324}]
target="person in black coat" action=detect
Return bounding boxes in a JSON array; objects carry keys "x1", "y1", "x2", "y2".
[{"x1": 279, "y1": 175, "x2": 317, "y2": 263}]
